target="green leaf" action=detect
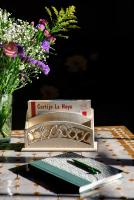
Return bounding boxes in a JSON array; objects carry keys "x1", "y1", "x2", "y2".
[
  {"x1": 52, "y1": 6, "x2": 59, "y2": 17},
  {"x1": 45, "y1": 7, "x2": 52, "y2": 21}
]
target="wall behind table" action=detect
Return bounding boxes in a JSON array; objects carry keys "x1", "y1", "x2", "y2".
[{"x1": 0, "y1": 0, "x2": 133, "y2": 132}]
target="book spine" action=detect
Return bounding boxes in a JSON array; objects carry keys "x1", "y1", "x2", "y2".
[{"x1": 29, "y1": 160, "x2": 90, "y2": 188}]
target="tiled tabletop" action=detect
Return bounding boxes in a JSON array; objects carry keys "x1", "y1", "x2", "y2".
[{"x1": 0, "y1": 126, "x2": 134, "y2": 199}]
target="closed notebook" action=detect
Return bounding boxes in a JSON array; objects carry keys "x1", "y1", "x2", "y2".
[{"x1": 28, "y1": 155, "x2": 123, "y2": 194}]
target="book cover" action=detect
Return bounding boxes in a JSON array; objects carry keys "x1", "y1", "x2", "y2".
[{"x1": 28, "y1": 154, "x2": 123, "y2": 194}]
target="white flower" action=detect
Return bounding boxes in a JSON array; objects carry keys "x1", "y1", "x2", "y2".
[{"x1": 19, "y1": 64, "x2": 25, "y2": 70}]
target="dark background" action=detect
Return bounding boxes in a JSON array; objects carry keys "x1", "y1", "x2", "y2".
[{"x1": 0, "y1": 0, "x2": 133, "y2": 132}]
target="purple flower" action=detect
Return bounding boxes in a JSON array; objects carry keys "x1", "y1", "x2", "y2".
[
  {"x1": 40, "y1": 63, "x2": 50, "y2": 75},
  {"x1": 17, "y1": 45, "x2": 25, "y2": 56},
  {"x1": 17, "y1": 45, "x2": 50, "y2": 75},
  {"x1": 37, "y1": 61, "x2": 50, "y2": 75},
  {"x1": 0, "y1": 42, "x2": 50, "y2": 75},
  {"x1": 29, "y1": 59, "x2": 50, "y2": 75},
  {"x1": 41, "y1": 40, "x2": 50, "y2": 52}
]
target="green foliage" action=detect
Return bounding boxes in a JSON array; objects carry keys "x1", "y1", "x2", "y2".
[
  {"x1": 0, "y1": 94, "x2": 12, "y2": 137},
  {"x1": 0, "y1": 54, "x2": 21, "y2": 94},
  {"x1": 45, "y1": 5, "x2": 79, "y2": 36},
  {"x1": 51, "y1": 6, "x2": 59, "y2": 17},
  {"x1": 0, "y1": 5, "x2": 79, "y2": 95},
  {"x1": 45, "y1": 7, "x2": 52, "y2": 21}
]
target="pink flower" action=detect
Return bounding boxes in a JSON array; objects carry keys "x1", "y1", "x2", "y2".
[
  {"x1": 44, "y1": 29, "x2": 51, "y2": 38},
  {"x1": 31, "y1": 21, "x2": 34, "y2": 26},
  {"x1": 39, "y1": 19, "x2": 48, "y2": 25},
  {"x1": 50, "y1": 36, "x2": 56, "y2": 44},
  {"x1": 3, "y1": 42, "x2": 18, "y2": 57},
  {"x1": 37, "y1": 24, "x2": 45, "y2": 31}
]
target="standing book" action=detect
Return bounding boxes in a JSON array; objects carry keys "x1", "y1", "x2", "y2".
[{"x1": 28, "y1": 155, "x2": 123, "y2": 194}]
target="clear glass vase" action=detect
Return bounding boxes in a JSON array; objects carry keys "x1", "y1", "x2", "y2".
[{"x1": 0, "y1": 94, "x2": 12, "y2": 143}]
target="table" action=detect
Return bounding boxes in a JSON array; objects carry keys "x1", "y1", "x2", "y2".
[{"x1": 0, "y1": 126, "x2": 134, "y2": 199}]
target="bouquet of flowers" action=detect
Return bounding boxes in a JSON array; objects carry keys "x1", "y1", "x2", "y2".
[{"x1": 0, "y1": 5, "x2": 78, "y2": 140}]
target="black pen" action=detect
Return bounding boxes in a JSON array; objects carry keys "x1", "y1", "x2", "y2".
[{"x1": 72, "y1": 159, "x2": 101, "y2": 174}]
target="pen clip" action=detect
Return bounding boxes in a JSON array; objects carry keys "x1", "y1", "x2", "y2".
[{"x1": 71, "y1": 159, "x2": 101, "y2": 174}]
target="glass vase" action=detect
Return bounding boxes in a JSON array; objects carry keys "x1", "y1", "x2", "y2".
[{"x1": 0, "y1": 94, "x2": 12, "y2": 143}]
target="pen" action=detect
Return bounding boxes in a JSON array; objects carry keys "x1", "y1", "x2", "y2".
[{"x1": 72, "y1": 159, "x2": 101, "y2": 175}]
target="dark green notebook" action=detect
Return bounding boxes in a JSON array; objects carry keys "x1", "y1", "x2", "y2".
[{"x1": 29, "y1": 155, "x2": 122, "y2": 194}]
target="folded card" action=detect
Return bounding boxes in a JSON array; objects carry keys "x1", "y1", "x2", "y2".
[{"x1": 27, "y1": 99, "x2": 92, "y2": 118}]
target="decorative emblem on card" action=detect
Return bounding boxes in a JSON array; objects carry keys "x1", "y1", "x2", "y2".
[{"x1": 22, "y1": 100, "x2": 97, "y2": 151}]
